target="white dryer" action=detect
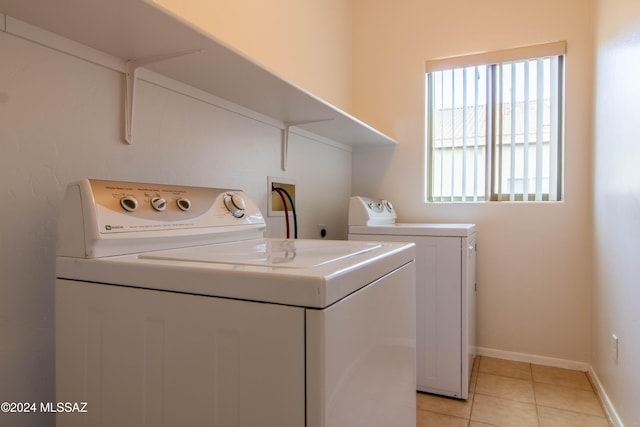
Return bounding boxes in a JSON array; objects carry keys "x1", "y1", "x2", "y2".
[
  {"x1": 348, "y1": 196, "x2": 476, "y2": 399},
  {"x1": 55, "y1": 180, "x2": 417, "y2": 427}
]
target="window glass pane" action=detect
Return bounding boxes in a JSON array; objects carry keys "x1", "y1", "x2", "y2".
[
  {"x1": 429, "y1": 66, "x2": 487, "y2": 201},
  {"x1": 495, "y1": 58, "x2": 555, "y2": 200}
]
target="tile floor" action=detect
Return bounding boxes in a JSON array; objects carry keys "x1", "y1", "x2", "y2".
[{"x1": 417, "y1": 356, "x2": 611, "y2": 427}]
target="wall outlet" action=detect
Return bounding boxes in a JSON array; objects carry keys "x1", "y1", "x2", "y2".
[{"x1": 611, "y1": 334, "x2": 619, "y2": 364}]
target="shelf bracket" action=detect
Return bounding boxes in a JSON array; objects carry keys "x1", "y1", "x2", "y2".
[
  {"x1": 124, "y1": 48, "x2": 203, "y2": 144},
  {"x1": 281, "y1": 119, "x2": 333, "y2": 171}
]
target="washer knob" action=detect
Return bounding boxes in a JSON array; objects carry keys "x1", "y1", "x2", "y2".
[
  {"x1": 151, "y1": 197, "x2": 167, "y2": 212},
  {"x1": 382, "y1": 200, "x2": 394, "y2": 212},
  {"x1": 224, "y1": 193, "x2": 246, "y2": 218},
  {"x1": 176, "y1": 198, "x2": 191, "y2": 211},
  {"x1": 120, "y1": 195, "x2": 138, "y2": 212}
]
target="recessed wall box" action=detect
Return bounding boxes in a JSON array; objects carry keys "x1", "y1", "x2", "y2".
[{"x1": 268, "y1": 177, "x2": 296, "y2": 217}]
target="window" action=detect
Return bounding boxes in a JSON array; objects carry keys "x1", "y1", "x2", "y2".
[{"x1": 425, "y1": 42, "x2": 565, "y2": 202}]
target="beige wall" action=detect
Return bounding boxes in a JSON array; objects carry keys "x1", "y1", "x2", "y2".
[
  {"x1": 7, "y1": 0, "x2": 639, "y2": 423},
  {"x1": 152, "y1": 0, "x2": 353, "y2": 112},
  {"x1": 592, "y1": 0, "x2": 640, "y2": 424},
  {"x1": 352, "y1": 0, "x2": 596, "y2": 364}
]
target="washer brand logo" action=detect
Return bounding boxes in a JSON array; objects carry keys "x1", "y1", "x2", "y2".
[{"x1": 105, "y1": 225, "x2": 124, "y2": 230}]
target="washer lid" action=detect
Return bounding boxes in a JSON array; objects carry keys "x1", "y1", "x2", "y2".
[
  {"x1": 139, "y1": 239, "x2": 383, "y2": 269},
  {"x1": 56, "y1": 238, "x2": 416, "y2": 308}
]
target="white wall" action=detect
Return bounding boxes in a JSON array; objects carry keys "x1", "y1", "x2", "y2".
[
  {"x1": 592, "y1": 0, "x2": 640, "y2": 425},
  {"x1": 0, "y1": 17, "x2": 351, "y2": 427},
  {"x1": 352, "y1": 0, "x2": 596, "y2": 365}
]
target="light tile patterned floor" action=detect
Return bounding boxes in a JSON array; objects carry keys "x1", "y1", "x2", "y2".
[{"x1": 417, "y1": 356, "x2": 611, "y2": 427}]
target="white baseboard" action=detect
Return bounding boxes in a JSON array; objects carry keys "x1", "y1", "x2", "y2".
[
  {"x1": 476, "y1": 346, "x2": 590, "y2": 371},
  {"x1": 588, "y1": 366, "x2": 624, "y2": 427},
  {"x1": 476, "y1": 347, "x2": 624, "y2": 426}
]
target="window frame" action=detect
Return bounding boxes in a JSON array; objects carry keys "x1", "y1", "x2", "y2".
[{"x1": 425, "y1": 42, "x2": 566, "y2": 203}]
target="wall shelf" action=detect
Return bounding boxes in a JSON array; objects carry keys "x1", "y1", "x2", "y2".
[{"x1": 0, "y1": 0, "x2": 397, "y2": 148}]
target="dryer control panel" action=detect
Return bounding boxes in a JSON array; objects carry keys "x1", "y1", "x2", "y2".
[{"x1": 348, "y1": 196, "x2": 397, "y2": 226}]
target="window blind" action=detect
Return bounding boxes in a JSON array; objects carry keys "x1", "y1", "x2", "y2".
[{"x1": 425, "y1": 41, "x2": 566, "y2": 72}]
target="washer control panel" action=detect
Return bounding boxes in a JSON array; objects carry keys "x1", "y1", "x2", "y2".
[
  {"x1": 348, "y1": 196, "x2": 397, "y2": 226},
  {"x1": 86, "y1": 180, "x2": 256, "y2": 225},
  {"x1": 57, "y1": 179, "x2": 266, "y2": 258}
]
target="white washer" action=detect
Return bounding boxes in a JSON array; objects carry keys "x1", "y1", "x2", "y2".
[
  {"x1": 55, "y1": 180, "x2": 417, "y2": 427},
  {"x1": 348, "y1": 196, "x2": 476, "y2": 399}
]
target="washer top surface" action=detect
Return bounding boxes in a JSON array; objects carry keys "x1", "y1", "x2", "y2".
[
  {"x1": 349, "y1": 223, "x2": 476, "y2": 237},
  {"x1": 57, "y1": 237, "x2": 415, "y2": 308}
]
